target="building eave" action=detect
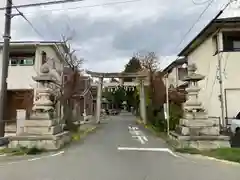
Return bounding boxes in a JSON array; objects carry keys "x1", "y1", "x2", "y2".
[
  {"x1": 162, "y1": 57, "x2": 187, "y2": 74},
  {"x1": 177, "y1": 12, "x2": 240, "y2": 56},
  {"x1": 0, "y1": 41, "x2": 65, "y2": 47}
]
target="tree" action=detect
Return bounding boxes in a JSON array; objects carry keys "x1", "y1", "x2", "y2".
[
  {"x1": 121, "y1": 56, "x2": 142, "y2": 111},
  {"x1": 135, "y1": 52, "x2": 166, "y2": 125},
  {"x1": 123, "y1": 56, "x2": 142, "y2": 82},
  {"x1": 103, "y1": 86, "x2": 126, "y2": 109},
  {"x1": 137, "y1": 51, "x2": 161, "y2": 104},
  {"x1": 138, "y1": 52, "x2": 159, "y2": 73},
  {"x1": 54, "y1": 35, "x2": 85, "y2": 131}
]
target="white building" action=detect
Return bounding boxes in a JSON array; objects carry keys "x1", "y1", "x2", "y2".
[
  {"x1": 166, "y1": 17, "x2": 240, "y2": 127},
  {"x1": 0, "y1": 41, "x2": 66, "y2": 124}
]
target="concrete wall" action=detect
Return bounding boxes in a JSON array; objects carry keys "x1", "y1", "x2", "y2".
[{"x1": 187, "y1": 29, "x2": 240, "y2": 119}]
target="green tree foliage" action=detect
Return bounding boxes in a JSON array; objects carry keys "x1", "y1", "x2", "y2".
[
  {"x1": 122, "y1": 56, "x2": 142, "y2": 111},
  {"x1": 123, "y1": 57, "x2": 142, "y2": 82},
  {"x1": 113, "y1": 86, "x2": 126, "y2": 107},
  {"x1": 102, "y1": 86, "x2": 126, "y2": 108}
]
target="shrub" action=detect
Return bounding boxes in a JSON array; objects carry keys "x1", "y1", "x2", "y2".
[
  {"x1": 169, "y1": 103, "x2": 183, "y2": 131},
  {"x1": 146, "y1": 103, "x2": 183, "y2": 132}
]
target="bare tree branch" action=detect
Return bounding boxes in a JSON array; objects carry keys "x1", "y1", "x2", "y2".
[{"x1": 136, "y1": 51, "x2": 159, "y2": 72}]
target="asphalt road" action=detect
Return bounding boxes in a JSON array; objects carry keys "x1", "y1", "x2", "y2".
[{"x1": 0, "y1": 112, "x2": 240, "y2": 180}]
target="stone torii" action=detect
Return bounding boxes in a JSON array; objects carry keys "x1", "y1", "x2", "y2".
[{"x1": 85, "y1": 70, "x2": 149, "y2": 124}]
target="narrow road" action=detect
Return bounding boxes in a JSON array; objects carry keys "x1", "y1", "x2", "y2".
[{"x1": 0, "y1": 113, "x2": 239, "y2": 180}]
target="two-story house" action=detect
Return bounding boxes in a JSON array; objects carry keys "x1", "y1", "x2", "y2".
[
  {"x1": 162, "y1": 57, "x2": 188, "y2": 90},
  {"x1": 0, "y1": 41, "x2": 66, "y2": 133},
  {"x1": 176, "y1": 17, "x2": 240, "y2": 127}
]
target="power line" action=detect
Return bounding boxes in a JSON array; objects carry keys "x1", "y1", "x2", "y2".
[
  {"x1": 13, "y1": 6, "x2": 44, "y2": 38},
  {"x1": 192, "y1": 0, "x2": 212, "y2": 5},
  {"x1": 12, "y1": 0, "x2": 144, "y2": 40},
  {"x1": 175, "y1": 0, "x2": 235, "y2": 55},
  {"x1": 175, "y1": 0, "x2": 214, "y2": 51},
  {"x1": 0, "y1": 0, "x2": 85, "y2": 10},
  {"x1": 19, "y1": 0, "x2": 144, "y2": 15}
]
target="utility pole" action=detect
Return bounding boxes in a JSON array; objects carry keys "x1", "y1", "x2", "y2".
[
  {"x1": 0, "y1": 0, "x2": 12, "y2": 137},
  {"x1": 216, "y1": 32, "x2": 225, "y2": 130},
  {"x1": 165, "y1": 74, "x2": 170, "y2": 136}
]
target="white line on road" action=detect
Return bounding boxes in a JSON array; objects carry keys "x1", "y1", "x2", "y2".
[
  {"x1": 128, "y1": 125, "x2": 148, "y2": 144},
  {"x1": 50, "y1": 151, "x2": 64, "y2": 157},
  {"x1": 0, "y1": 151, "x2": 65, "y2": 167},
  {"x1": 117, "y1": 147, "x2": 179, "y2": 157},
  {"x1": 142, "y1": 136, "x2": 148, "y2": 141},
  {"x1": 137, "y1": 136, "x2": 145, "y2": 144}
]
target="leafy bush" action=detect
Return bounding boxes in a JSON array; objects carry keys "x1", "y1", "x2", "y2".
[
  {"x1": 146, "y1": 105, "x2": 166, "y2": 132},
  {"x1": 169, "y1": 103, "x2": 183, "y2": 131},
  {"x1": 146, "y1": 102, "x2": 183, "y2": 132}
]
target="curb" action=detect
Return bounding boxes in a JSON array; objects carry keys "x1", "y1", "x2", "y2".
[
  {"x1": 191, "y1": 154, "x2": 240, "y2": 166},
  {"x1": 136, "y1": 119, "x2": 240, "y2": 166}
]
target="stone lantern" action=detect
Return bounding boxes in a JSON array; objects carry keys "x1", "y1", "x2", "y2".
[
  {"x1": 171, "y1": 63, "x2": 230, "y2": 149},
  {"x1": 10, "y1": 62, "x2": 71, "y2": 150},
  {"x1": 31, "y1": 64, "x2": 56, "y2": 120}
]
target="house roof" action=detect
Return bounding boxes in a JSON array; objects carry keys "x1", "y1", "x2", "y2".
[
  {"x1": 178, "y1": 14, "x2": 240, "y2": 56},
  {"x1": 162, "y1": 57, "x2": 187, "y2": 74},
  {"x1": 0, "y1": 41, "x2": 69, "y2": 63}
]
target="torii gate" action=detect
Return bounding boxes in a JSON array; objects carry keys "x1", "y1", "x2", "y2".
[{"x1": 86, "y1": 70, "x2": 149, "y2": 124}]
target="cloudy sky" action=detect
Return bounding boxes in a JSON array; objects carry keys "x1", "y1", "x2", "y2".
[{"x1": 0, "y1": 0, "x2": 239, "y2": 72}]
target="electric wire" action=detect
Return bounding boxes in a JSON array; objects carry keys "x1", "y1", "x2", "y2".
[
  {"x1": 0, "y1": 0, "x2": 85, "y2": 10},
  {"x1": 192, "y1": 0, "x2": 212, "y2": 5},
  {"x1": 20, "y1": 0, "x2": 144, "y2": 15}
]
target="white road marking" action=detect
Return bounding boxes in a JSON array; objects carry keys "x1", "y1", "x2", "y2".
[
  {"x1": 0, "y1": 151, "x2": 65, "y2": 167},
  {"x1": 142, "y1": 136, "x2": 148, "y2": 141},
  {"x1": 27, "y1": 157, "x2": 42, "y2": 161},
  {"x1": 50, "y1": 151, "x2": 64, "y2": 157},
  {"x1": 137, "y1": 136, "x2": 145, "y2": 144},
  {"x1": 0, "y1": 154, "x2": 6, "y2": 157},
  {"x1": 128, "y1": 125, "x2": 148, "y2": 144},
  {"x1": 132, "y1": 127, "x2": 138, "y2": 130},
  {"x1": 117, "y1": 147, "x2": 179, "y2": 157},
  {"x1": 135, "y1": 131, "x2": 140, "y2": 135}
]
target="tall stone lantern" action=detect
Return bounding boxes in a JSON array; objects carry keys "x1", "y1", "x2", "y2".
[
  {"x1": 8, "y1": 63, "x2": 71, "y2": 150},
  {"x1": 171, "y1": 63, "x2": 230, "y2": 149},
  {"x1": 23, "y1": 63, "x2": 63, "y2": 137},
  {"x1": 31, "y1": 64, "x2": 56, "y2": 120}
]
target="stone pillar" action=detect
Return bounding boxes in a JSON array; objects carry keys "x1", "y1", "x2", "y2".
[
  {"x1": 96, "y1": 77, "x2": 103, "y2": 123},
  {"x1": 139, "y1": 79, "x2": 147, "y2": 124}
]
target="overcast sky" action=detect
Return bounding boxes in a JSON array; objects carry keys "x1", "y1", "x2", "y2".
[{"x1": 0, "y1": 0, "x2": 239, "y2": 72}]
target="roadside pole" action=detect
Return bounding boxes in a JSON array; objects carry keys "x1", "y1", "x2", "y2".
[
  {"x1": 165, "y1": 74, "x2": 170, "y2": 136},
  {"x1": 0, "y1": 0, "x2": 12, "y2": 137}
]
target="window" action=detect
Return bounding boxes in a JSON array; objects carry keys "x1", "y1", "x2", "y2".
[
  {"x1": 10, "y1": 59, "x2": 18, "y2": 66},
  {"x1": 9, "y1": 52, "x2": 35, "y2": 66},
  {"x1": 233, "y1": 41, "x2": 240, "y2": 50},
  {"x1": 212, "y1": 35, "x2": 218, "y2": 55},
  {"x1": 222, "y1": 31, "x2": 240, "y2": 51},
  {"x1": 178, "y1": 67, "x2": 187, "y2": 80},
  {"x1": 41, "y1": 51, "x2": 47, "y2": 64},
  {"x1": 10, "y1": 57, "x2": 34, "y2": 66}
]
